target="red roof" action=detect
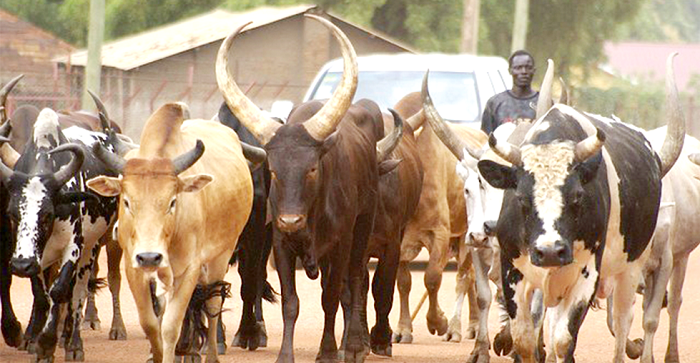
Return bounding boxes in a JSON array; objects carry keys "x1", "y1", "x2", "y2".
[{"x1": 603, "y1": 42, "x2": 700, "y2": 92}]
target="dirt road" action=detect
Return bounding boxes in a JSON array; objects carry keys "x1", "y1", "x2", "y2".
[{"x1": 2, "y1": 250, "x2": 700, "y2": 362}]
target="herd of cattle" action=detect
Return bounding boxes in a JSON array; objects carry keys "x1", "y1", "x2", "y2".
[{"x1": 0, "y1": 13, "x2": 698, "y2": 363}]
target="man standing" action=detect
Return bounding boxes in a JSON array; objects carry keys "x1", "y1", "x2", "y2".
[{"x1": 480, "y1": 50, "x2": 539, "y2": 134}]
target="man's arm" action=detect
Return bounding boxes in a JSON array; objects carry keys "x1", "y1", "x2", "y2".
[{"x1": 481, "y1": 99, "x2": 495, "y2": 135}]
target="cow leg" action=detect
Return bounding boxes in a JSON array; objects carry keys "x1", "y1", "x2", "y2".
[
  {"x1": 106, "y1": 236, "x2": 127, "y2": 340},
  {"x1": 635, "y1": 245, "x2": 672, "y2": 363},
  {"x1": 467, "y1": 246, "x2": 492, "y2": 363},
  {"x1": 161, "y1": 266, "x2": 201, "y2": 363},
  {"x1": 274, "y1": 241, "x2": 298, "y2": 363},
  {"x1": 393, "y1": 260, "x2": 414, "y2": 343},
  {"x1": 82, "y1": 239, "x2": 101, "y2": 331},
  {"x1": 503, "y1": 260, "x2": 538, "y2": 363},
  {"x1": 0, "y1": 245, "x2": 22, "y2": 348},
  {"x1": 202, "y1": 253, "x2": 231, "y2": 363},
  {"x1": 252, "y1": 222, "x2": 274, "y2": 349},
  {"x1": 665, "y1": 254, "x2": 689, "y2": 363},
  {"x1": 343, "y1": 213, "x2": 373, "y2": 363},
  {"x1": 370, "y1": 239, "x2": 399, "y2": 357},
  {"x1": 425, "y1": 231, "x2": 449, "y2": 336},
  {"x1": 443, "y1": 249, "x2": 472, "y2": 343},
  {"x1": 23, "y1": 276, "x2": 50, "y2": 353},
  {"x1": 611, "y1": 268, "x2": 641, "y2": 363},
  {"x1": 125, "y1": 265, "x2": 163, "y2": 362}
]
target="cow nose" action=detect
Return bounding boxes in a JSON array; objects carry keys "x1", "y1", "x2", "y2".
[
  {"x1": 11, "y1": 258, "x2": 40, "y2": 277},
  {"x1": 531, "y1": 242, "x2": 573, "y2": 267},
  {"x1": 468, "y1": 232, "x2": 489, "y2": 247},
  {"x1": 483, "y1": 221, "x2": 497, "y2": 237},
  {"x1": 276, "y1": 214, "x2": 307, "y2": 233},
  {"x1": 135, "y1": 252, "x2": 163, "y2": 268}
]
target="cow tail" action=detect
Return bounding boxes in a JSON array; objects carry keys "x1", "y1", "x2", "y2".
[
  {"x1": 262, "y1": 281, "x2": 278, "y2": 303},
  {"x1": 88, "y1": 277, "x2": 108, "y2": 293},
  {"x1": 176, "y1": 281, "x2": 232, "y2": 356}
]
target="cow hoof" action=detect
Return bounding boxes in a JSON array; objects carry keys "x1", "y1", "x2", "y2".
[
  {"x1": 217, "y1": 342, "x2": 226, "y2": 355},
  {"x1": 625, "y1": 338, "x2": 643, "y2": 360},
  {"x1": 493, "y1": 329, "x2": 513, "y2": 356},
  {"x1": 391, "y1": 331, "x2": 412, "y2": 344},
  {"x1": 465, "y1": 326, "x2": 477, "y2": 340},
  {"x1": 35, "y1": 357, "x2": 54, "y2": 363},
  {"x1": 427, "y1": 315, "x2": 448, "y2": 336},
  {"x1": 181, "y1": 354, "x2": 202, "y2": 363},
  {"x1": 370, "y1": 343, "x2": 392, "y2": 357},
  {"x1": 2, "y1": 319, "x2": 23, "y2": 348},
  {"x1": 109, "y1": 326, "x2": 127, "y2": 341},
  {"x1": 467, "y1": 349, "x2": 490, "y2": 363},
  {"x1": 341, "y1": 347, "x2": 369, "y2": 363},
  {"x1": 65, "y1": 348, "x2": 85, "y2": 361},
  {"x1": 26, "y1": 341, "x2": 38, "y2": 354},
  {"x1": 442, "y1": 330, "x2": 462, "y2": 343},
  {"x1": 81, "y1": 319, "x2": 100, "y2": 331}
]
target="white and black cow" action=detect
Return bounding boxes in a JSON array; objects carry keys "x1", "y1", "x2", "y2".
[
  {"x1": 477, "y1": 54, "x2": 684, "y2": 363},
  {"x1": 0, "y1": 106, "x2": 120, "y2": 362}
]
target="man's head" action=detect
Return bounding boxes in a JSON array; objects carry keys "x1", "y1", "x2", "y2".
[{"x1": 508, "y1": 50, "x2": 536, "y2": 89}]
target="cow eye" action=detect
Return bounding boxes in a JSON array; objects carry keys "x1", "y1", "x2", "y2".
[
  {"x1": 270, "y1": 170, "x2": 277, "y2": 181},
  {"x1": 168, "y1": 198, "x2": 177, "y2": 213},
  {"x1": 307, "y1": 167, "x2": 317, "y2": 179},
  {"x1": 123, "y1": 198, "x2": 131, "y2": 213}
]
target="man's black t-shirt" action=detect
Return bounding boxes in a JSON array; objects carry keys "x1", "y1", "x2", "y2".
[{"x1": 480, "y1": 90, "x2": 539, "y2": 135}]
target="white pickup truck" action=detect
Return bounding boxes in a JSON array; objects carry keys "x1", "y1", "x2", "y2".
[{"x1": 295, "y1": 52, "x2": 511, "y2": 129}]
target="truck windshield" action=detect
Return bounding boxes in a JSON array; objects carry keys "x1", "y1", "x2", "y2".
[{"x1": 310, "y1": 71, "x2": 480, "y2": 123}]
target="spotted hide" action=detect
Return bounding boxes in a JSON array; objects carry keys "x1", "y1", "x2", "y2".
[
  {"x1": 0, "y1": 107, "x2": 119, "y2": 362},
  {"x1": 478, "y1": 56, "x2": 684, "y2": 363}
]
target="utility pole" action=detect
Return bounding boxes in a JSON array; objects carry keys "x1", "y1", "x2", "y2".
[
  {"x1": 460, "y1": 0, "x2": 480, "y2": 54},
  {"x1": 81, "y1": 0, "x2": 105, "y2": 111},
  {"x1": 511, "y1": 0, "x2": 529, "y2": 53}
]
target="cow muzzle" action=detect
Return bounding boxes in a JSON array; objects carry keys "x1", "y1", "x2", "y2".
[
  {"x1": 11, "y1": 257, "x2": 40, "y2": 277},
  {"x1": 135, "y1": 252, "x2": 164, "y2": 269},
  {"x1": 483, "y1": 221, "x2": 497, "y2": 237},
  {"x1": 467, "y1": 232, "x2": 489, "y2": 248},
  {"x1": 276, "y1": 214, "x2": 307, "y2": 233},
  {"x1": 530, "y1": 241, "x2": 573, "y2": 267}
]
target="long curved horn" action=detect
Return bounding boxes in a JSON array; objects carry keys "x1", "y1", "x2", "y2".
[
  {"x1": 558, "y1": 77, "x2": 569, "y2": 105},
  {"x1": 535, "y1": 59, "x2": 554, "y2": 119},
  {"x1": 216, "y1": 22, "x2": 281, "y2": 146},
  {"x1": 574, "y1": 128, "x2": 606, "y2": 162},
  {"x1": 172, "y1": 140, "x2": 205, "y2": 175},
  {"x1": 658, "y1": 52, "x2": 686, "y2": 177},
  {"x1": 488, "y1": 133, "x2": 522, "y2": 166},
  {"x1": 87, "y1": 89, "x2": 111, "y2": 132},
  {"x1": 93, "y1": 142, "x2": 126, "y2": 173},
  {"x1": 0, "y1": 74, "x2": 23, "y2": 124},
  {"x1": 50, "y1": 143, "x2": 86, "y2": 186},
  {"x1": 377, "y1": 109, "x2": 404, "y2": 161},
  {"x1": 422, "y1": 71, "x2": 482, "y2": 161},
  {"x1": 300, "y1": 14, "x2": 358, "y2": 141}
]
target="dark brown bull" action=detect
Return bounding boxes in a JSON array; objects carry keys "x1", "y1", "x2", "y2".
[
  {"x1": 216, "y1": 14, "x2": 397, "y2": 363},
  {"x1": 340, "y1": 98, "x2": 424, "y2": 358}
]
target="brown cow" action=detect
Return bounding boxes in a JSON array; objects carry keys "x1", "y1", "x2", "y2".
[
  {"x1": 86, "y1": 103, "x2": 254, "y2": 363},
  {"x1": 393, "y1": 88, "x2": 488, "y2": 345},
  {"x1": 341, "y1": 103, "x2": 424, "y2": 358},
  {"x1": 216, "y1": 14, "x2": 391, "y2": 363}
]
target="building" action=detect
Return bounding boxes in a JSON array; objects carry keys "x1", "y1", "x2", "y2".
[
  {"x1": 55, "y1": 5, "x2": 413, "y2": 139},
  {"x1": 0, "y1": 9, "x2": 75, "y2": 110}
]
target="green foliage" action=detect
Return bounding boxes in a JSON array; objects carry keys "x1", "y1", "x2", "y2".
[
  {"x1": 574, "y1": 82, "x2": 667, "y2": 130},
  {"x1": 616, "y1": 0, "x2": 700, "y2": 42}
]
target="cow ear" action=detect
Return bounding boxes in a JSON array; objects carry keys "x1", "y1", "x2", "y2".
[
  {"x1": 320, "y1": 132, "x2": 339, "y2": 155},
  {"x1": 574, "y1": 151, "x2": 602, "y2": 185},
  {"x1": 87, "y1": 176, "x2": 122, "y2": 197},
  {"x1": 378, "y1": 159, "x2": 402, "y2": 175},
  {"x1": 180, "y1": 174, "x2": 213, "y2": 193},
  {"x1": 477, "y1": 160, "x2": 518, "y2": 189}
]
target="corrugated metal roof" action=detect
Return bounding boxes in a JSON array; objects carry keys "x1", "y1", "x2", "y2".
[{"x1": 54, "y1": 5, "x2": 318, "y2": 71}]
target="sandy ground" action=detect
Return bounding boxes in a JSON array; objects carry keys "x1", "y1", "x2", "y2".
[{"x1": 2, "y1": 249, "x2": 700, "y2": 363}]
